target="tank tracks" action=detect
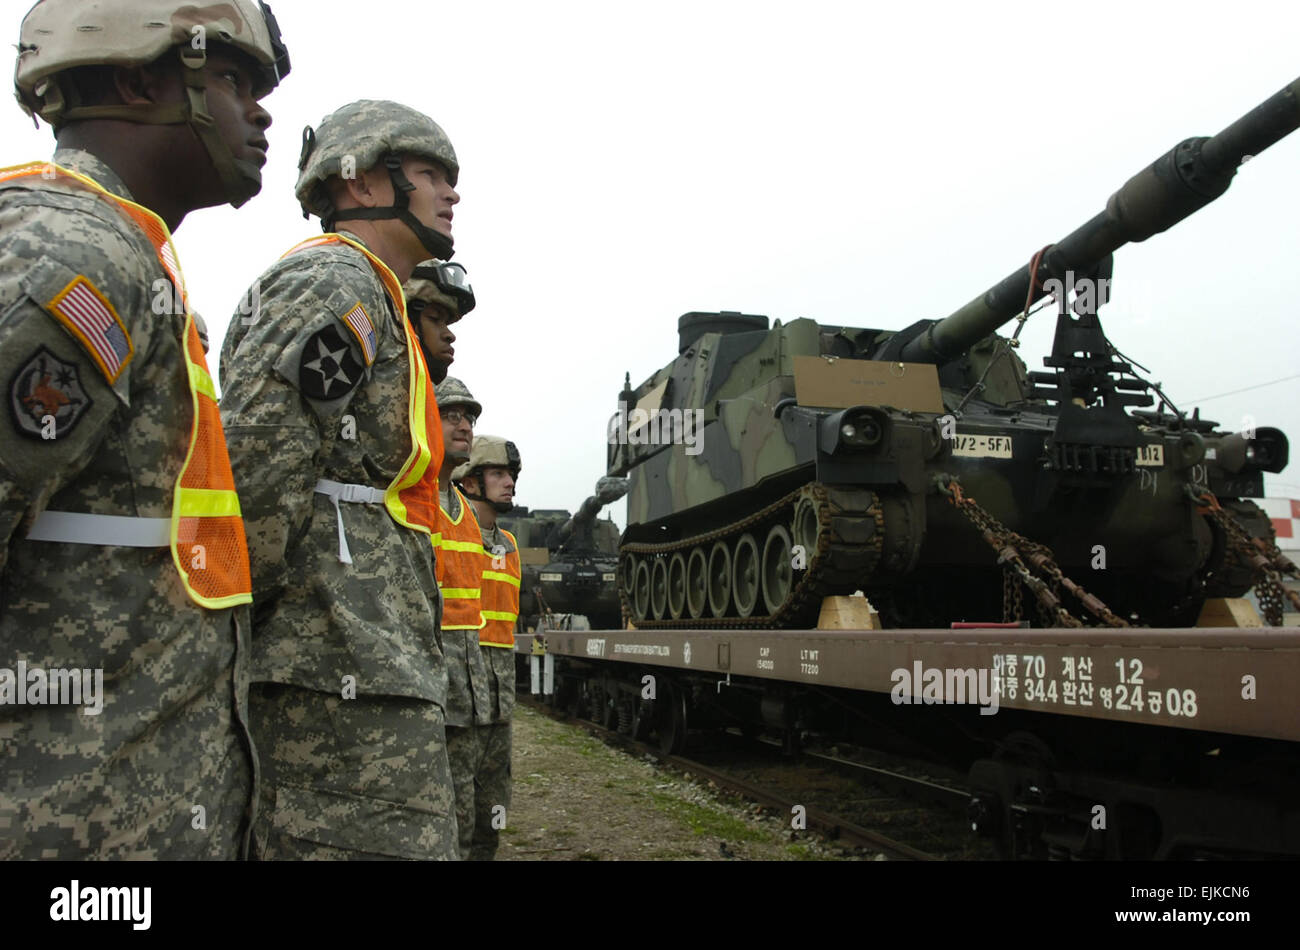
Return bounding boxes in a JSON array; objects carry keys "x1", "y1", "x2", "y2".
[{"x1": 618, "y1": 483, "x2": 886, "y2": 629}]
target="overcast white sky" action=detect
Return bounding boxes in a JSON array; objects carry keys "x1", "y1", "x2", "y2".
[{"x1": 6, "y1": 0, "x2": 1299, "y2": 524}]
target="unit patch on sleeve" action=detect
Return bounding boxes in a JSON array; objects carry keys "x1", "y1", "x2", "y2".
[
  {"x1": 298, "y1": 323, "x2": 365, "y2": 400},
  {"x1": 46, "y1": 275, "x2": 134, "y2": 384},
  {"x1": 9, "y1": 346, "x2": 93, "y2": 440},
  {"x1": 341, "y1": 302, "x2": 377, "y2": 366}
]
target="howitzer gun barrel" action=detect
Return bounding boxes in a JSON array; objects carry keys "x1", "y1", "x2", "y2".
[
  {"x1": 899, "y1": 76, "x2": 1300, "y2": 365},
  {"x1": 554, "y1": 495, "x2": 603, "y2": 547},
  {"x1": 553, "y1": 476, "x2": 629, "y2": 548}
]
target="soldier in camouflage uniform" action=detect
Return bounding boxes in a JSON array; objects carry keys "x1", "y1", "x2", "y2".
[
  {"x1": 404, "y1": 259, "x2": 474, "y2": 385},
  {"x1": 454, "y1": 435, "x2": 523, "y2": 861},
  {"x1": 0, "y1": 1, "x2": 290, "y2": 858},
  {"x1": 432, "y1": 377, "x2": 501, "y2": 860},
  {"x1": 220, "y1": 101, "x2": 465, "y2": 860}
]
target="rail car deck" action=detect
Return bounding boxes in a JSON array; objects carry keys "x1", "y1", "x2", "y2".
[{"x1": 522, "y1": 625, "x2": 1300, "y2": 743}]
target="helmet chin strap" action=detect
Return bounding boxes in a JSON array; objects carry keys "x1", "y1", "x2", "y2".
[
  {"x1": 176, "y1": 47, "x2": 263, "y2": 208},
  {"x1": 328, "y1": 154, "x2": 455, "y2": 260},
  {"x1": 461, "y1": 474, "x2": 516, "y2": 513},
  {"x1": 51, "y1": 47, "x2": 263, "y2": 208}
]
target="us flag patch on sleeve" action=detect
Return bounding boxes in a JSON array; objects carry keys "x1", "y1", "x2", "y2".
[
  {"x1": 46, "y1": 276, "x2": 134, "y2": 384},
  {"x1": 341, "y1": 302, "x2": 377, "y2": 366}
]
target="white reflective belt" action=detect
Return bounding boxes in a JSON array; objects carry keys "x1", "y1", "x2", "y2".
[
  {"x1": 26, "y1": 511, "x2": 171, "y2": 547},
  {"x1": 315, "y1": 478, "x2": 386, "y2": 564}
]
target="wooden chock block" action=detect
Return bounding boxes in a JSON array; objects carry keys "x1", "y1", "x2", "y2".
[
  {"x1": 817, "y1": 594, "x2": 880, "y2": 630},
  {"x1": 1195, "y1": 597, "x2": 1263, "y2": 628}
]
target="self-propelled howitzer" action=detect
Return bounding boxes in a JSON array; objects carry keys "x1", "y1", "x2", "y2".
[{"x1": 611, "y1": 76, "x2": 1298, "y2": 630}]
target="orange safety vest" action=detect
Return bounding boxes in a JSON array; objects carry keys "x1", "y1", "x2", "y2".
[
  {"x1": 437, "y1": 486, "x2": 486, "y2": 631},
  {"x1": 0, "y1": 161, "x2": 251, "y2": 609},
  {"x1": 479, "y1": 528, "x2": 520, "y2": 647},
  {"x1": 282, "y1": 234, "x2": 443, "y2": 546}
]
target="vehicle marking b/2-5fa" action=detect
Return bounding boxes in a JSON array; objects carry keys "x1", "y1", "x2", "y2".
[{"x1": 952, "y1": 433, "x2": 1012, "y2": 458}]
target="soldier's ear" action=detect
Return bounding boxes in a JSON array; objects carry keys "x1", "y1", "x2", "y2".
[
  {"x1": 337, "y1": 164, "x2": 389, "y2": 209},
  {"x1": 112, "y1": 63, "x2": 171, "y2": 107}
]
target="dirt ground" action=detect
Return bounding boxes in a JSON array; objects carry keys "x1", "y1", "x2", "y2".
[{"x1": 497, "y1": 705, "x2": 867, "y2": 861}]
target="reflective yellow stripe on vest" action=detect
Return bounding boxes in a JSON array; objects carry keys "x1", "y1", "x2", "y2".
[
  {"x1": 0, "y1": 162, "x2": 251, "y2": 609},
  {"x1": 442, "y1": 539, "x2": 486, "y2": 554}
]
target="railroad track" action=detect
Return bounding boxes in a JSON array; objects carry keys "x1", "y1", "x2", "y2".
[
  {"x1": 788, "y1": 741, "x2": 973, "y2": 814},
  {"x1": 521, "y1": 694, "x2": 984, "y2": 860}
]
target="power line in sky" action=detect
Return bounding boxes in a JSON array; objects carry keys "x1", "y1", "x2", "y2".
[{"x1": 1189, "y1": 373, "x2": 1300, "y2": 404}]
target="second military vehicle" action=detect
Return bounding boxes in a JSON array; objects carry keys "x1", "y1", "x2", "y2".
[{"x1": 501, "y1": 477, "x2": 629, "y2": 630}]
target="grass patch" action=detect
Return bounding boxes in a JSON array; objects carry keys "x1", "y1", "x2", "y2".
[{"x1": 649, "y1": 791, "x2": 765, "y2": 843}]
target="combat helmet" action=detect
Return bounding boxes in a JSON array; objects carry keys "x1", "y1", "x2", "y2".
[
  {"x1": 453, "y1": 435, "x2": 521, "y2": 513},
  {"x1": 434, "y1": 376, "x2": 481, "y2": 416},
  {"x1": 405, "y1": 259, "x2": 475, "y2": 382},
  {"x1": 15, "y1": 0, "x2": 291, "y2": 208},
  {"x1": 406, "y1": 259, "x2": 475, "y2": 320},
  {"x1": 296, "y1": 100, "x2": 459, "y2": 261},
  {"x1": 435, "y1": 376, "x2": 481, "y2": 464}
]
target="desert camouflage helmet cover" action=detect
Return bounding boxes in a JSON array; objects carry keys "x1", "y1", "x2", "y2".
[
  {"x1": 15, "y1": 0, "x2": 291, "y2": 122},
  {"x1": 295, "y1": 99, "x2": 459, "y2": 219},
  {"x1": 404, "y1": 261, "x2": 473, "y2": 323},
  {"x1": 434, "y1": 376, "x2": 481, "y2": 417},
  {"x1": 452, "y1": 435, "x2": 521, "y2": 482}
]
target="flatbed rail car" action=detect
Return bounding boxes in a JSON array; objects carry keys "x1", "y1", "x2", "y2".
[{"x1": 520, "y1": 625, "x2": 1300, "y2": 859}]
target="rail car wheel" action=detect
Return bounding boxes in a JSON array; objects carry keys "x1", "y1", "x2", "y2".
[
  {"x1": 732, "y1": 532, "x2": 760, "y2": 618},
  {"x1": 581, "y1": 682, "x2": 603, "y2": 724},
  {"x1": 761, "y1": 524, "x2": 794, "y2": 614},
  {"x1": 685, "y1": 547, "x2": 708, "y2": 619},
  {"x1": 650, "y1": 557, "x2": 669, "y2": 619},
  {"x1": 631, "y1": 698, "x2": 654, "y2": 741},
  {"x1": 667, "y1": 552, "x2": 688, "y2": 619},
  {"x1": 632, "y1": 559, "x2": 652, "y2": 621},
  {"x1": 568, "y1": 685, "x2": 587, "y2": 719},
  {"x1": 601, "y1": 687, "x2": 618, "y2": 730},
  {"x1": 561, "y1": 680, "x2": 584, "y2": 718},
  {"x1": 707, "y1": 541, "x2": 732, "y2": 617},
  {"x1": 655, "y1": 679, "x2": 688, "y2": 755}
]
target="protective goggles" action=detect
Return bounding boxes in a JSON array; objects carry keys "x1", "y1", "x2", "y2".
[{"x1": 411, "y1": 261, "x2": 475, "y2": 315}]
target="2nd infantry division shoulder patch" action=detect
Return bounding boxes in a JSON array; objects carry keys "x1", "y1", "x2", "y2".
[
  {"x1": 46, "y1": 275, "x2": 134, "y2": 384},
  {"x1": 9, "y1": 346, "x2": 93, "y2": 440},
  {"x1": 298, "y1": 323, "x2": 365, "y2": 401}
]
